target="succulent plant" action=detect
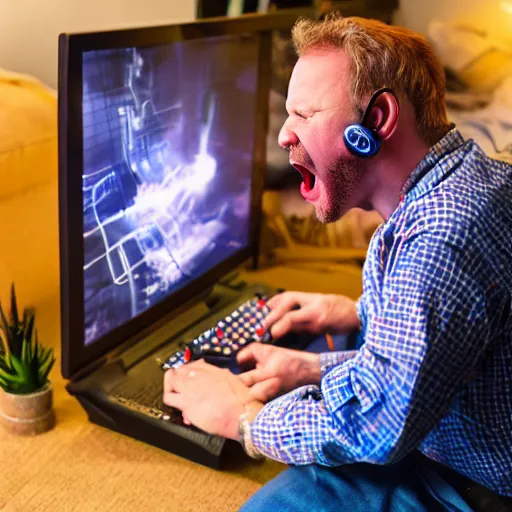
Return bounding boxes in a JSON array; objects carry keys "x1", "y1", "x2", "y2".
[{"x1": 0, "y1": 284, "x2": 55, "y2": 394}]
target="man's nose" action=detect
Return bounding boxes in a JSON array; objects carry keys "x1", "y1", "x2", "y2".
[{"x1": 278, "y1": 119, "x2": 299, "y2": 149}]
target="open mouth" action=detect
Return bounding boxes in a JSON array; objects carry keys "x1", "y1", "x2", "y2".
[{"x1": 292, "y1": 163, "x2": 316, "y2": 192}]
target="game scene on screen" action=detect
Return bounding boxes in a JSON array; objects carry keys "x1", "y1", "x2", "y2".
[{"x1": 81, "y1": 35, "x2": 259, "y2": 345}]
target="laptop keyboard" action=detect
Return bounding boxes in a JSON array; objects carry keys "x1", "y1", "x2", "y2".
[
  {"x1": 160, "y1": 294, "x2": 271, "y2": 371},
  {"x1": 108, "y1": 294, "x2": 273, "y2": 426},
  {"x1": 109, "y1": 368, "x2": 185, "y2": 424}
]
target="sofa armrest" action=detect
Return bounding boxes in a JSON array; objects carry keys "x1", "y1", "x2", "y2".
[{"x1": 0, "y1": 70, "x2": 57, "y2": 199}]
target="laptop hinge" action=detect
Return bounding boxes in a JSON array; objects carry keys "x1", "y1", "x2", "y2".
[{"x1": 69, "y1": 356, "x2": 108, "y2": 384}]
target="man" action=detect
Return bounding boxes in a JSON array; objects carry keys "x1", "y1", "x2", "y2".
[{"x1": 163, "y1": 13, "x2": 512, "y2": 511}]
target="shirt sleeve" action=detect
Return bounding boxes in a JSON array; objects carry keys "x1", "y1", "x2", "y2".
[
  {"x1": 319, "y1": 350, "x2": 357, "y2": 376},
  {"x1": 250, "y1": 230, "x2": 495, "y2": 466}
]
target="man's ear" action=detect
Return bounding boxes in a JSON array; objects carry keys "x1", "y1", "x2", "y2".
[{"x1": 365, "y1": 91, "x2": 400, "y2": 141}]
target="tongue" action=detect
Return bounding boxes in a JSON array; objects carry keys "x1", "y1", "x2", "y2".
[{"x1": 295, "y1": 164, "x2": 314, "y2": 192}]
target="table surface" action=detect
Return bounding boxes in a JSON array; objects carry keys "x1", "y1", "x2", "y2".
[{"x1": 0, "y1": 264, "x2": 362, "y2": 511}]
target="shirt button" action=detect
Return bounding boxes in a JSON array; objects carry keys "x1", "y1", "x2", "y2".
[{"x1": 354, "y1": 382, "x2": 362, "y2": 393}]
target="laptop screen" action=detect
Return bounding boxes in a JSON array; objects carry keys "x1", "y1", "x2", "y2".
[
  {"x1": 58, "y1": 13, "x2": 310, "y2": 378},
  {"x1": 81, "y1": 35, "x2": 258, "y2": 346}
]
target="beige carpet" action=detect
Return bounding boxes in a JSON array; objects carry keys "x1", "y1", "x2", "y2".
[{"x1": 0, "y1": 265, "x2": 362, "y2": 512}]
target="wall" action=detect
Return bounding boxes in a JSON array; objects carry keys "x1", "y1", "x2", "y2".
[
  {"x1": 395, "y1": 0, "x2": 512, "y2": 41},
  {"x1": 5, "y1": 0, "x2": 509, "y2": 89},
  {"x1": 0, "y1": 0, "x2": 196, "y2": 89}
]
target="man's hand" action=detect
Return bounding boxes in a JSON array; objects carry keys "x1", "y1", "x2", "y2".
[
  {"x1": 163, "y1": 360, "x2": 256, "y2": 440},
  {"x1": 237, "y1": 343, "x2": 321, "y2": 402},
  {"x1": 262, "y1": 291, "x2": 360, "y2": 340}
]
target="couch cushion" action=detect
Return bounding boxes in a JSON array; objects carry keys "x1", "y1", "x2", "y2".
[{"x1": 0, "y1": 69, "x2": 57, "y2": 199}]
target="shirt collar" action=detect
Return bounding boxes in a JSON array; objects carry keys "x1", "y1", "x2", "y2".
[{"x1": 399, "y1": 126, "x2": 466, "y2": 199}]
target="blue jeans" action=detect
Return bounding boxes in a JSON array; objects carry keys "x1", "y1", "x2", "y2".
[{"x1": 240, "y1": 454, "x2": 473, "y2": 512}]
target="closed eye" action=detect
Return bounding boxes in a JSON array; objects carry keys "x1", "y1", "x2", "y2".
[{"x1": 294, "y1": 110, "x2": 314, "y2": 120}]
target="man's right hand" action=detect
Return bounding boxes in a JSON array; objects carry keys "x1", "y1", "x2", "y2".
[
  {"x1": 236, "y1": 343, "x2": 321, "y2": 402},
  {"x1": 262, "y1": 291, "x2": 360, "y2": 340}
]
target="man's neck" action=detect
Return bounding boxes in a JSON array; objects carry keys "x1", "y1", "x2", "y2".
[{"x1": 369, "y1": 133, "x2": 431, "y2": 220}]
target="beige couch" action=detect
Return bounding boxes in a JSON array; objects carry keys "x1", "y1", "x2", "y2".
[{"x1": 0, "y1": 70, "x2": 59, "y2": 342}]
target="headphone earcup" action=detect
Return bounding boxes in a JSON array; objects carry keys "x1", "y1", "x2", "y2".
[{"x1": 343, "y1": 125, "x2": 381, "y2": 158}]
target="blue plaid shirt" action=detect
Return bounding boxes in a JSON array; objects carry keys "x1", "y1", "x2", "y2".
[{"x1": 251, "y1": 129, "x2": 512, "y2": 496}]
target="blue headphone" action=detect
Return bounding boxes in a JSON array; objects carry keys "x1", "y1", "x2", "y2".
[{"x1": 343, "y1": 87, "x2": 394, "y2": 158}]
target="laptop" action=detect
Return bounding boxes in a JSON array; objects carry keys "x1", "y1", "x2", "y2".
[{"x1": 57, "y1": 12, "x2": 313, "y2": 469}]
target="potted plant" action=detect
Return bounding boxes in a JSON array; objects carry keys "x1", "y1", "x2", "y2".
[{"x1": 0, "y1": 284, "x2": 56, "y2": 435}]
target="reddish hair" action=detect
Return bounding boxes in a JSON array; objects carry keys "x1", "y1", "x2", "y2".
[{"x1": 292, "y1": 13, "x2": 452, "y2": 145}]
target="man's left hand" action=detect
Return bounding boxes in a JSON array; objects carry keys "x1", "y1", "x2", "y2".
[{"x1": 163, "y1": 360, "x2": 253, "y2": 440}]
